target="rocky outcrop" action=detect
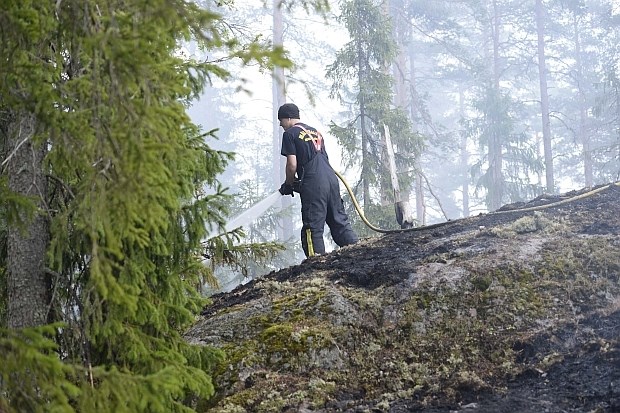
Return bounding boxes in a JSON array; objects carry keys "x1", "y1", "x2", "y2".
[{"x1": 185, "y1": 183, "x2": 620, "y2": 412}]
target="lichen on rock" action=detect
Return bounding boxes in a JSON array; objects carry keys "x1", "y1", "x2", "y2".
[{"x1": 185, "y1": 184, "x2": 620, "y2": 412}]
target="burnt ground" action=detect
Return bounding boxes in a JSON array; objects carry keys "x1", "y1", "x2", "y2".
[
  {"x1": 199, "y1": 183, "x2": 620, "y2": 413},
  {"x1": 390, "y1": 309, "x2": 620, "y2": 413}
]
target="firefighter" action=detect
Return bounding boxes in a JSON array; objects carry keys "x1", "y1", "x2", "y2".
[{"x1": 277, "y1": 103, "x2": 358, "y2": 257}]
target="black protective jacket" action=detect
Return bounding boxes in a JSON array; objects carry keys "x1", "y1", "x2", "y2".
[{"x1": 281, "y1": 123, "x2": 358, "y2": 256}]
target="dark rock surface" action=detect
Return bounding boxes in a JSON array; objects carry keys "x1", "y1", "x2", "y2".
[{"x1": 186, "y1": 183, "x2": 620, "y2": 413}]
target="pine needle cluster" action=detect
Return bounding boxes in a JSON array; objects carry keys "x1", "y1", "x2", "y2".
[{"x1": 0, "y1": 1, "x2": 297, "y2": 411}]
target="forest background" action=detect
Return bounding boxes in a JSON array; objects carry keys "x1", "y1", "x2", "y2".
[
  {"x1": 0, "y1": 0, "x2": 618, "y2": 412},
  {"x1": 193, "y1": 0, "x2": 620, "y2": 291}
]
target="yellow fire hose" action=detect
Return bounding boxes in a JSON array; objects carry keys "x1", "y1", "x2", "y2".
[
  {"x1": 335, "y1": 170, "x2": 620, "y2": 234},
  {"x1": 334, "y1": 170, "x2": 396, "y2": 234}
]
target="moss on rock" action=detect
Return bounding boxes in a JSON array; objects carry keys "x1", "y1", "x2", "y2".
[{"x1": 186, "y1": 185, "x2": 620, "y2": 412}]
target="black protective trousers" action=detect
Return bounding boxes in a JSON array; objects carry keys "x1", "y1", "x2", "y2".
[{"x1": 298, "y1": 155, "x2": 358, "y2": 257}]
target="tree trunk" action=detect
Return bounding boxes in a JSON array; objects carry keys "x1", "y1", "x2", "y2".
[
  {"x1": 389, "y1": 0, "x2": 415, "y2": 227},
  {"x1": 406, "y1": 42, "x2": 426, "y2": 225},
  {"x1": 357, "y1": 38, "x2": 371, "y2": 213},
  {"x1": 414, "y1": 169, "x2": 425, "y2": 225},
  {"x1": 488, "y1": 0, "x2": 504, "y2": 211},
  {"x1": 535, "y1": 0, "x2": 555, "y2": 193},
  {"x1": 573, "y1": 14, "x2": 593, "y2": 187},
  {"x1": 459, "y1": 84, "x2": 470, "y2": 217},
  {"x1": 272, "y1": 0, "x2": 293, "y2": 241},
  {"x1": 6, "y1": 111, "x2": 50, "y2": 329}
]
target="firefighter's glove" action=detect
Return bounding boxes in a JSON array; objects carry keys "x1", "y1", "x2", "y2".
[
  {"x1": 279, "y1": 182, "x2": 294, "y2": 196},
  {"x1": 292, "y1": 179, "x2": 302, "y2": 193}
]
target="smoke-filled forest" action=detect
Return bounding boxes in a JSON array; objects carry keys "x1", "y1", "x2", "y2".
[
  {"x1": 0, "y1": 1, "x2": 618, "y2": 412},
  {"x1": 189, "y1": 0, "x2": 620, "y2": 281}
]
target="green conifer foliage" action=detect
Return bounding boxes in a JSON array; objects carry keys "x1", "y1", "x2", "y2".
[
  {"x1": 326, "y1": 0, "x2": 422, "y2": 234},
  {"x1": 0, "y1": 1, "x2": 296, "y2": 411}
]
